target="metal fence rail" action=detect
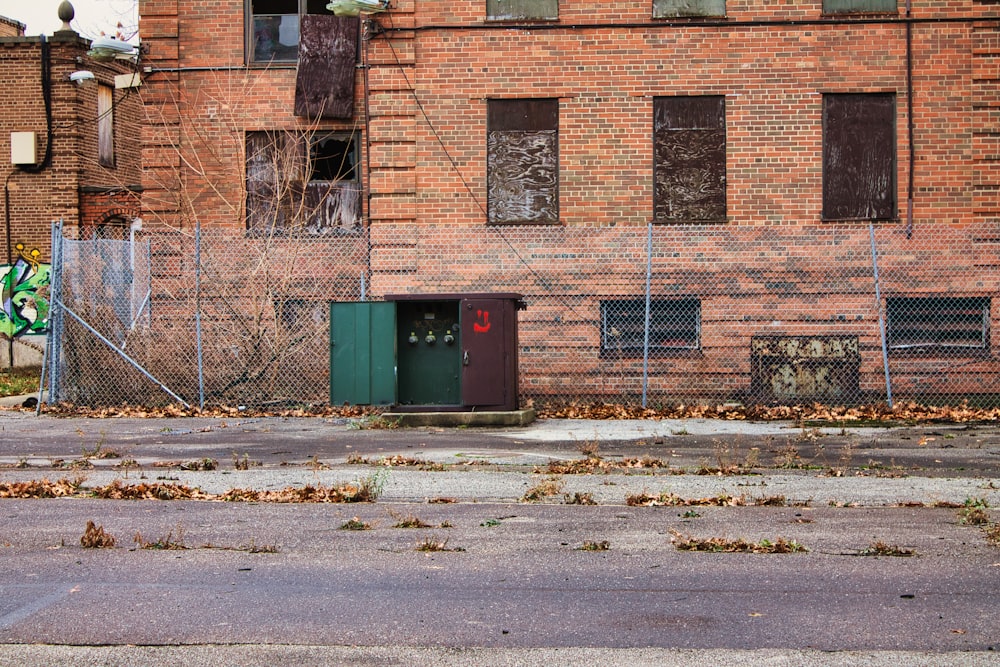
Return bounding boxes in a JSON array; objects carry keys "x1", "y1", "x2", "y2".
[{"x1": 45, "y1": 219, "x2": 1000, "y2": 410}]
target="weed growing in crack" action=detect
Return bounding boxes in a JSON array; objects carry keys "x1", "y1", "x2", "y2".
[
  {"x1": 669, "y1": 529, "x2": 808, "y2": 554},
  {"x1": 577, "y1": 540, "x2": 610, "y2": 551},
  {"x1": 80, "y1": 521, "x2": 116, "y2": 548},
  {"x1": 415, "y1": 536, "x2": 465, "y2": 552},
  {"x1": 858, "y1": 541, "x2": 915, "y2": 557},
  {"x1": 521, "y1": 476, "x2": 565, "y2": 502},
  {"x1": 339, "y1": 516, "x2": 373, "y2": 531},
  {"x1": 564, "y1": 491, "x2": 597, "y2": 505},
  {"x1": 134, "y1": 524, "x2": 187, "y2": 550},
  {"x1": 390, "y1": 511, "x2": 432, "y2": 529}
]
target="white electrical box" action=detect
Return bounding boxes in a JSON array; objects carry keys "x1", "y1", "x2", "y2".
[
  {"x1": 11, "y1": 132, "x2": 37, "y2": 165},
  {"x1": 115, "y1": 72, "x2": 142, "y2": 89}
]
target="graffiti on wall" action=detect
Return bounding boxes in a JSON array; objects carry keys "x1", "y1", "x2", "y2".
[{"x1": 1, "y1": 244, "x2": 50, "y2": 340}]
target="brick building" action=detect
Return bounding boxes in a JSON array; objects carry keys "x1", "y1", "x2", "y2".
[
  {"x1": 0, "y1": 5, "x2": 143, "y2": 366},
  {"x1": 136, "y1": 1, "x2": 1000, "y2": 407}
]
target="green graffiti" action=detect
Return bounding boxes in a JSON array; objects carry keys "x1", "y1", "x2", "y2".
[{"x1": 1, "y1": 245, "x2": 51, "y2": 340}]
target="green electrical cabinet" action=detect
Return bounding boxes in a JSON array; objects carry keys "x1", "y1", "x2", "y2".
[
  {"x1": 329, "y1": 301, "x2": 397, "y2": 406},
  {"x1": 330, "y1": 294, "x2": 525, "y2": 411}
]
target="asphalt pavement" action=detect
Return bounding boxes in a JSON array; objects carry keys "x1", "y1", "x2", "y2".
[{"x1": 0, "y1": 407, "x2": 998, "y2": 666}]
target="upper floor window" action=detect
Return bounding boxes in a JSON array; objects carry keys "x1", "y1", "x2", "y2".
[
  {"x1": 822, "y1": 93, "x2": 896, "y2": 221},
  {"x1": 654, "y1": 95, "x2": 727, "y2": 223},
  {"x1": 653, "y1": 0, "x2": 725, "y2": 18},
  {"x1": 487, "y1": 0, "x2": 558, "y2": 21},
  {"x1": 248, "y1": 0, "x2": 330, "y2": 63},
  {"x1": 97, "y1": 84, "x2": 114, "y2": 167},
  {"x1": 823, "y1": 0, "x2": 896, "y2": 14},
  {"x1": 246, "y1": 130, "x2": 361, "y2": 236},
  {"x1": 487, "y1": 99, "x2": 559, "y2": 225}
]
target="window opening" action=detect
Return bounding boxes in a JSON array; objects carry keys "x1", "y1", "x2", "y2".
[
  {"x1": 600, "y1": 298, "x2": 701, "y2": 356},
  {"x1": 887, "y1": 297, "x2": 990, "y2": 353}
]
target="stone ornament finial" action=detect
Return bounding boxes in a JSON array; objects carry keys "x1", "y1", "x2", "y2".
[{"x1": 57, "y1": 1, "x2": 75, "y2": 32}]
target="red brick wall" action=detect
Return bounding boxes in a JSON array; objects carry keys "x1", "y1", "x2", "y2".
[
  {"x1": 139, "y1": 1, "x2": 1000, "y2": 401},
  {"x1": 0, "y1": 32, "x2": 142, "y2": 260}
]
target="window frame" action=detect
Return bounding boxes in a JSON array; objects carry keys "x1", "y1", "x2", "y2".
[
  {"x1": 886, "y1": 296, "x2": 991, "y2": 355},
  {"x1": 653, "y1": 95, "x2": 727, "y2": 224},
  {"x1": 486, "y1": 0, "x2": 558, "y2": 21},
  {"x1": 823, "y1": 0, "x2": 897, "y2": 15},
  {"x1": 653, "y1": 0, "x2": 726, "y2": 19},
  {"x1": 822, "y1": 92, "x2": 897, "y2": 222},
  {"x1": 600, "y1": 298, "x2": 701, "y2": 358},
  {"x1": 246, "y1": 0, "x2": 330, "y2": 65},
  {"x1": 97, "y1": 84, "x2": 115, "y2": 168},
  {"x1": 245, "y1": 129, "x2": 362, "y2": 237},
  {"x1": 486, "y1": 98, "x2": 560, "y2": 226}
]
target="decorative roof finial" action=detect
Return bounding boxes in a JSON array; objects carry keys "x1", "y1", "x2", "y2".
[{"x1": 57, "y1": 1, "x2": 75, "y2": 32}]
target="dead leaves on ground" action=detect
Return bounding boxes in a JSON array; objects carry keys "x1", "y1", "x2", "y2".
[{"x1": 0, "y1": 477, "x2": 379, "y2": 503}]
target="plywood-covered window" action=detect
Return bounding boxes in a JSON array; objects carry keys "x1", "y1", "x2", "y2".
[
  {"x1": 248, "y1": 0, "x2": 332, "y2": 63},
  {"x1": 887, "y1": 297, "x2": 990, "y2": 353},
  {"x1": 487, "y1": 0, "x2": 558, "y2": 20},
  {"x1": 824, "y1": 0, "x2": 896, "y2": 14},
  {"x1": 822, "y1": 93, "x2": 896, "y2": 221},
  {"x1": 653, "y1": 0, "x2": 726, "y2": 18},
  {"x1": 97, "y1": 84, "x2": 114, "y2": 168},
  {"x1": 246, "y1": 130, "x2": 361, "y2": 236},
  {"x1": 601, "y1": 298, "x2": 701, "y2": 357},
  {"x1": 487, "y1": 99, "x2": 559, "y2": 225},
  {"x1": 294, "y1": 14, "x2": 358, "y2": 119},
  {"x1": 654, "y1": 96, "x2": 726, "y2": 223}
]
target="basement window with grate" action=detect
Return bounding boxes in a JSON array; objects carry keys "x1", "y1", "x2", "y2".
[
  {"x1": 600, "y1": 298, "x2": 701, "y2": 357},
  {"x1": 487, "y1": 0, "x2": 558, "y2": 21},
  {"x1": 653, "y1": 0, "x2": 726, "y2": 18},
  {"x1": 886, "y1": 297, "x2": 991, "y2": 354},
  {"x1": 823, "y1": 0, "x2": 897, "y2": 14}
]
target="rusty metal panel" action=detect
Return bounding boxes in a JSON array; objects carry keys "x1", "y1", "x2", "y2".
[
  {"x1": 653, "y1": 0, "x2": 726, "y2": 17},
  {"x1": 824, "y1": 0, "x2": 896, "y2": 13},
  {"x1": 294, "y1": 15, "x2": 358, "y2": 119},
  {"x1": 823, "y1": 93, "x2": 896, "y2": 220},
  {"x1": 654, "y1": 96, "x2": 726, "y2": 222},
  {"x1": 487, "y1": 99, "x2": 559, "y2": 225},
  {"x1": 487, "y1": 0, "x2": 558, "y2": 20},
  {"x1": 750, "y1": 336, "x2": 860, "y2": 403}
]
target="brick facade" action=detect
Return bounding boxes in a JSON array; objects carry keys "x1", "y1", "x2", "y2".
[
  {"x1": 138, "y1": 1, "x2": 1000, "y2": 404},
  {"x1": 0, "y1": 28, "x2": 143, "y2": 258}
]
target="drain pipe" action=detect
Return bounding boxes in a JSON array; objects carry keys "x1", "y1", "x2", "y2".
[
  {"x1": 905, "y1": 0, "x2": 915, "y2": 239},
  {"x1": 870, "y1": 224, "x2": 893, "y2": 408}
]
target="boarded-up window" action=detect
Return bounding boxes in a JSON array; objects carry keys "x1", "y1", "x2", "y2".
[
  {"x1": 249, "y1": 0, "x2": 331, "y2": 63},
  {"x1": 654, "y1": 96, "x2": 726, "y2": 223},
  {"x1": 97, "y1": 84, "x2": 114, "y2": 168},
  {"x1": 487, "y1": 0, "x2": 558, "y2": 20},
  {"x1": 823, "y1": 93, "x2": 896, "y2": 220},
  {"x1": 601, "y1": 298, "x2": 701, "y2": 356},
  {"x1": 653, "y1": 0, "x2": 726, "y2": 18},
  {"x1": 487, "y1": 99, "x2": 559, "y2": 225},
  {"x1": 887, "y1": 297, "x2": 990, "y2": 353},
  {"x1": 246, "y1": 130, "x2": 361, "y2": 236},
  {"x1": 824, "y1": 0, "x2": 896, "y2": 14},
  {"x1": 294, "y1": 15, "x2": 358, "y2": 119}
]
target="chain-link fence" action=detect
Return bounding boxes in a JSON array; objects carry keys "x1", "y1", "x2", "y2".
[{"x1": 45, "y1": 219, "x2": 1000, "y2": 410}]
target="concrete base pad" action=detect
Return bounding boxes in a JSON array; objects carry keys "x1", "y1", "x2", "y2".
[{"x1": 381, "y1": 408, "x2": 536, "y2": 427}]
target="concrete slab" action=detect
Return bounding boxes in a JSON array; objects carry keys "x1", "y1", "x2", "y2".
[{"x1": 381, "y1": 408, "x2": 536, "y2": 427}]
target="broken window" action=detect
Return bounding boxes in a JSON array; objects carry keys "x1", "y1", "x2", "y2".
[
  {"x1": 97, "y1": 84, "x2": 114, "y2": 167},
  {"x1": 653, "y1": 0, "x2": 726, "y2": 18},
  {"x1": 246, "y1": 130, "x2": 361, "y2": 236},
  {"x1": 600, "y1": 298, "x2": 701, "y2": 357},
  {"x1": 654, "y1": 96, "x2": 726, "y2": 223},
  {"x1": 487, "y1": 99, "x2": 559, "y2": 225},
  {"x1": 822, "y1": 93, "x2": 896, "y2": 221},
  {"x1": 887, "y1": 297, "x2": 991, "y2": 353},
  {"x1": 248, "y1": 0, "x2": 332, "y2": 63},
  {"x1": 487, "y1": 0, "x2": 558, "y2": 21},
  {"x1": 823, "y1": 0, "x2": 896, "y2": 14}
]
